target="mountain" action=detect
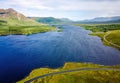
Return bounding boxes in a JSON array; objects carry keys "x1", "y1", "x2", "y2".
[
  {"x1": 0, "y1": 8, "x2": 56, "y2": 36},
  {"x1": 29, "y1": 17, "x2": 73, "y2": 24},
  {"x1": 0, "y1": 8, "x2": 42, "y2": 26},
  {"x1": 77, "y1": 16, "x2": 120, "y2": 24},
  {"x1": 60, "y1": 18, "x2": 72, "y2": 22},
  {"x1": 91, "y1": 16, "x2": 120, "y2": 22},
  {"x1": 29, "y1": 17, "x2": 62, "y2": 24}
]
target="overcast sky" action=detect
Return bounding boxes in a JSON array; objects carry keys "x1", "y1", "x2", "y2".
[{"x1": 0, "y1": 0, "x2": 120, "y2": 20}]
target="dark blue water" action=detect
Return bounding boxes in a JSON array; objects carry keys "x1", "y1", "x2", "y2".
[{"x1": 0, "y1": 25, "x2": 120, "y2": 83}]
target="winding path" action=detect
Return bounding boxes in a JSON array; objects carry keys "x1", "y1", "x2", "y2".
[
  {"x1": 103, "y1": 32, "x2": 120, "y2": 48},
  {"x1": 24, "y1": 68, "x2": 120, "y2": 83}
]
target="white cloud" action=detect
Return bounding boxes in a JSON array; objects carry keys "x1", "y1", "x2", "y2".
[
  {"x1": 0, "y1": 0, "x2": 120, "y2": 20},
  {"x1": 2, "y1": 0, "x2": 120, "y2": 11}
]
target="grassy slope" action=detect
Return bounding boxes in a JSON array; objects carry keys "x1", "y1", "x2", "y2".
[
  {"x1": 75, "y1": 24, "x2": 120, "y2": 32},
  {"x1": 0, "y1": 17, "x2": 42, "y2": 26},
  {"x1": 0, "y1": 19, "x2": 56, "y2": 35},
  {"x1": 105, "y1": 30, "x2": 120, "y2": 45},
  {"x1": 17, "y1": 62, "x2": 120, "y2": 83},
  {"x1": 94, "y1": 30, "x2": 120, "y2": 50},
  {"x1": 76, "y1": 24, "x2": 120, "y2": 50}
]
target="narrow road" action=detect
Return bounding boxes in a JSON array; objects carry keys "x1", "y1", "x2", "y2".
[
  {"x1": 24, "y1": 68, "x2": 120, "y2": 83},
  {"x1": 104, "y1": 32, "x2": 120, "y2": 48}
]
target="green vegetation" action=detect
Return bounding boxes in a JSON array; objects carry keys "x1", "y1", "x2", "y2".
[
  {"x1": 106, "y1": 30, "x2": 120, "y2": 46},
  {"x1": 76, "y1": 24, "x2": 120, "y2": 50},
  {"x1": 0, "y1": 24, "x2": 56, "y2": 36},
  {"x1": 58, "y1": 26, "x2": 63, "y2": 29},
  {"x1": 0, "y1": 8, "x2": 56, "y2": 36},
  {"x1": 0, "y1": 19, "x2": 56, "y2": 35},
  {"x1": 0, "y1": 20, "x2": 7, "y2": 25},
  {"x1": 30, "y1": 17, "x2": 72, "y2": 24},
  {"x1": 0, "y1": 18, "x2": 43, "y2": 26},
  {"x1": 95, "y1": 30, "x2": 120, "y2": 50},
  {"x1": 17, "y1": 62, "x2": 120, "y2": 83},
  {"x1": 76, "y1": 24, "x2": 120, "y2": 32},
  {"x1": 30, "y1": 17, "x2": 62, "y2": 24}
]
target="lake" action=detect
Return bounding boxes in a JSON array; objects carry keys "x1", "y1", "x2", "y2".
[{"x1": 0, "y1": 25, "x2": 120, "y2": 83}]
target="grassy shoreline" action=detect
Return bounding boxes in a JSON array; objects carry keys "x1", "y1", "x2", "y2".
[
  {"x1": 75, "y1": 24, "x2": 120, "y2": 50},
  {"x1": 0, "y1": 19, "x2": 57, "y2": 36},
  {"x1": 17, "y1": 62, "x2": 120, "y2": 83},
  {"x1": 0, "y1": 25, "x2": 56, "y2": 36}
]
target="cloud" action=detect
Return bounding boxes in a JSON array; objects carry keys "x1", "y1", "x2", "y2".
[
  {"x1": 0, "y1": 0, "x2": 120, "y2": 20},
  {"x1": 1, "y1": 0, "x2": 120, "y2": 11}
]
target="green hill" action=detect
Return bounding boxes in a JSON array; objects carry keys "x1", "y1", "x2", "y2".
[
  {"x1": 29, "y1": 17, "x2": 73, "y2": 24},
  {"x1": 76, "y1": 16, "x2": 120, "y2": 24},
  {"x1": 95, "y1": 30, "x2": 120, "y2": 50},
  {"x1": 17, "y1": 62, "x2": 120, "y2": 83},
  {"x1": 0, "y1": 8, "x2": 43, "y2": 26},
  {"x1": 0, "y1": 8, "x2": 56, "y2": 35},
  {"x1": 76, "y1": 24, "x2": 120, "y2": 50}
]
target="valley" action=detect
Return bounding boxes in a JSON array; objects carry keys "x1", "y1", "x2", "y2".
[{"x1": 0, "y1": 8, "x2": 120, "y2": 83}]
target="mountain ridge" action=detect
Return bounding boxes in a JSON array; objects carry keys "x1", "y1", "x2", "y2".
[
  {"x1": 29, "y1": 17, "x2": 73, "y2": 24},
  {"x1": 0, "y1": 8, "x2": 43, "y2": 26},
  {"x1": 77, "y1": 16, "x2": 120, "y2": 23}
]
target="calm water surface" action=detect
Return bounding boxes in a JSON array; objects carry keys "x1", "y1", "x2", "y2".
[{"x1": 0, "y1": 25, "x2": 120, "y2": 83}]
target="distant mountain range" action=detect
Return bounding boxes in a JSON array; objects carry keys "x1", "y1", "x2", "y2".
[
  {"x1": 29, "y1": 16, "x2": 120, "y2": 24},
  {"x1": 29, "y1": 17, "x2": 73, "y2": 24},
  {"x1": 0, "y1": 8, "x2": 42, "y2": 26},
  {"x1": 0, "y1": 8, "x2": 120, "y2": 25},
  {"x1": 77, "y1": 16, "x2": 120, "y2": 24}
]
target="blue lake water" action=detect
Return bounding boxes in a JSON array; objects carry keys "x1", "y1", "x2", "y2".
[{"x1": 0, "y1": 25, "x2": 120, "y2": 83}]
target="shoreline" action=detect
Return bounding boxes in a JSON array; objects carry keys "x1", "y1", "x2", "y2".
[{"x1": 17, "y1": 62, "x2": 120, "y2": 83}]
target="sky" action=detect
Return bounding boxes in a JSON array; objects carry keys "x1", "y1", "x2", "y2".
[{"x1": 0, "y1": 0, "x2": 120, "y2": 20}]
